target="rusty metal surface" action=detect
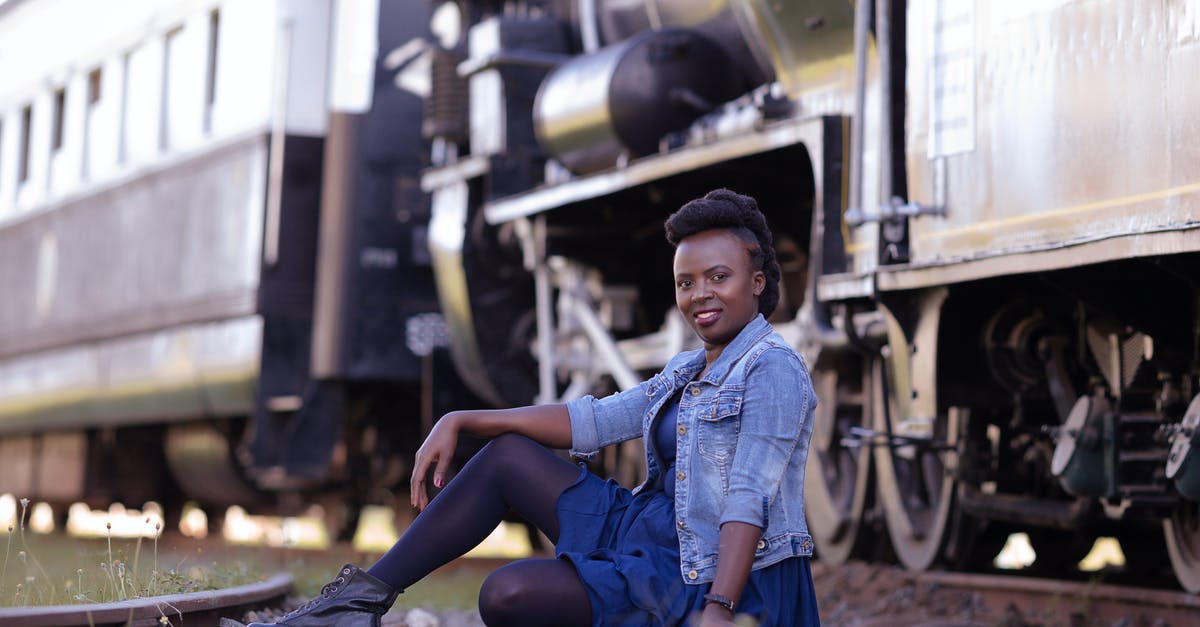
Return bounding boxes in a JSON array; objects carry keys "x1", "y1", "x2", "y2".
[
  {"x1": 0, "y1": 573, "x2": 291, "y2": 627},
  {"x1": 902, "y1": 0, "x2": 1200, "y2": 273}
]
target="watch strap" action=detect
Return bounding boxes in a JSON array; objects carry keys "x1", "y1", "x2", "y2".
[{"x1": 703, "y1": 592, "x2": 735, "y2": 613}]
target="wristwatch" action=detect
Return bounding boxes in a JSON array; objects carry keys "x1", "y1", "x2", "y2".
[{"x1": 702, "y1": 592, "x2": 735, "y2": 613}]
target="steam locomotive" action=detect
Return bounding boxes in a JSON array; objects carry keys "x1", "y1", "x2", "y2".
[{"x1": 2, "y1": 0, "x2": 1199, "y2": 592}]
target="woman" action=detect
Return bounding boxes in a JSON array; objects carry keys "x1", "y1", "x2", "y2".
[{"x1": 243, "y1": 189, "x2": 820, "y2": 626}]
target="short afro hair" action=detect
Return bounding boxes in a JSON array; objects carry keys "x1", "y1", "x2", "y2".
[{"x1": 664, "y1": 189, "x2": 781, "y2": 317}]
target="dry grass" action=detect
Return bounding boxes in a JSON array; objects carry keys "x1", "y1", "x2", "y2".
[{"x1": 1, "y1": 499, "x2": 265, "y2": 609}]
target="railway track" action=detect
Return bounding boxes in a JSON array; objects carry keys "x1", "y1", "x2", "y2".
[
  {"x1": 0, "y1": 574, "x2": 291, "y2": 627},
  {"x1": 7, "y1": 526, "x2": 1196, "y2": 627},
  {"x1": 815, "y1": 560, "x2": 1200, "y2": 626},
  {"x1": 920, "y1": 570, "x2": 1200, "y2": 626}
]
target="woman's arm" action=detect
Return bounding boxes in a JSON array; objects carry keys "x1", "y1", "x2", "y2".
[
  {"x1": 409, "y1": 404, "x2": 572, "y2": 510},
  {"x1": 699, "y1": 521, "x2": 760, "y2": 625}
]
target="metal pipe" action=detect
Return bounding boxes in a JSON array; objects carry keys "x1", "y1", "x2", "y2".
[
  {"x1": 263, "y1": 18, "x2": 293, "y2": 266},
  {"x1": 846, "y1": 0, "x2": 871, "y2": 217},
  {"x1": 876, "y1": 0, "x2": 892, "y2": 206},
  {"x1": 958, "y1": 483, "x2": 1096, "y2": 531},
  {"x1": 578, "y1": 0, "x2": 600, "y2": 52},
  {"x1": 570, "y1": 296, "x2": 640, "y2": 392},
  {"x1": 532, "y1": 217, "x2": 558, "y2": 405}
]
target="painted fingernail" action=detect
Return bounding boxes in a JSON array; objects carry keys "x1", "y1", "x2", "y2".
[{"x1": 434, "y1": 476, "x2": 444, "y2": 488}]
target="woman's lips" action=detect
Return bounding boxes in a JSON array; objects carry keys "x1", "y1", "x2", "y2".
[{"x1": 694, "y1": 309, "x2": 722, "y2": 327}]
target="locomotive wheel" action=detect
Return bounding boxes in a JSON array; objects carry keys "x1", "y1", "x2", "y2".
[
  {"x1": 873, "y1": 386, "x2": 960, "y2": 571},
  {"x1": 804, "y1": 353, "x2": 875, "y2": 564},
  {"x1": 1164, "y1": 503, "x2": 1200, "y2": 592}
]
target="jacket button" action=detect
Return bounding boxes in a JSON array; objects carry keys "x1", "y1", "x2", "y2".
[
  {"x1": 677, "y1": 425, "x2": 686, "y2": 435},
  {"x1": 688, "y1": 570, "x2": 698, "y2": 580},
  {"x1": 802, "y1": 540, "x2": 812, "y2": 551},
  {"x1": 690, "y1": 387, "x2": 701, "y2": 397},
  {"x1": 677, "y1": 471, "x2": 685, "y2": 481},
  {"x1": 677, "y1": 519, "x2": 685, "y2": 528},
  {"x1": 756, "y1": 540, "x2": 766, "y2": 550}
]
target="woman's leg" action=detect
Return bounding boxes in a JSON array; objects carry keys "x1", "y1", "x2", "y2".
[
  {"x1": 366, "y1": 433, "x2": 580, "y2": 591},
  {"x1": 478, "y1": 559, "x2": 592, "y2": 627}
]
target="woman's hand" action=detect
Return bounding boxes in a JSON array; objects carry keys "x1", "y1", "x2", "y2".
[
  {"x1": 410, "y1": 412, "x2": 462, "y2": 511},
  {"x1": 408, "y1": 404, "x2": 572, "y2": 511}
]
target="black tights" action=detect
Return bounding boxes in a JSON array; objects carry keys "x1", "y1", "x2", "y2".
[{"x1": 366, "y1": 434, "x2": 592, "y2": 626}]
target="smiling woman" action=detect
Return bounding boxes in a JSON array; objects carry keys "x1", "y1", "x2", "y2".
[
  {"x1": 665, "y1": 190, "x2": 780, "y2": 364},
  {"x1": 231, "y1": 189, "x2": 821, "y2": 627}
]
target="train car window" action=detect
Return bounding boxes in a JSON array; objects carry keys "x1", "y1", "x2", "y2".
[
  {"x1": 18, "y1": 104, "x2": 31, "y2": 184},
  {"x1": 161, "y1": 26, "x2": 183, "y2": 151},
  {"x1": 88, "y1": 68, "x2": 102, "y2": 106},
  {"x1": 118, "y1": 50, "x2": 130, "y2": 164},
  {"x1": 51, "y1": 87, "x2": 65, "y2": 152},
  {"x1": 205, "y1": 9, "x2": 219, "y2": 135},
  {"x1": 83, "y1": 68, "x2": 102, "y2": 181}
]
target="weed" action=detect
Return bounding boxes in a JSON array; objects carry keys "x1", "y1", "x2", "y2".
[{"x1": 0, "y1": 498, "x2": 264, "y2": 609}]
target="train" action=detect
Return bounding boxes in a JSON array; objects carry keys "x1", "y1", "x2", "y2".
[{"x1": 1, "y1": 0, "x2": 1199, "y2": 593}]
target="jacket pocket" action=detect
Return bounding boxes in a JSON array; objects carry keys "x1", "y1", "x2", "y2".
[{"x1": 696, "y1": 389, "x2": 742, "y2": 459}]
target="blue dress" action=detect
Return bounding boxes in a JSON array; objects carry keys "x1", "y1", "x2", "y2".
[{"x1": 555, "y1": 392, "x2": 821, "y2": 626}]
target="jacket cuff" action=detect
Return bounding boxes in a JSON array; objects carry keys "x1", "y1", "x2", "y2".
[
  {"x1": 719, "y1": 492, "x2": 769, "y2": 528},
  {"x1": 566, "y1": 396, "x2": 600, "y2": 460}
]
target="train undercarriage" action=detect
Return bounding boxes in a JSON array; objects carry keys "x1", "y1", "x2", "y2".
[{"x1": 427, "y1": 100, "x2": 1200, "y2": 590}]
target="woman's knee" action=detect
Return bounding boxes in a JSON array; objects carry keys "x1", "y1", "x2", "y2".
[
  {"x1": 486, "y1": 432, "x2": 540, "y2": 455},
  {"x1": 475, "y1": 433, "x2": 543, "y2": 470},
  {"x1": 477, "y1": 566, "x2": 535, "y2": 625}
]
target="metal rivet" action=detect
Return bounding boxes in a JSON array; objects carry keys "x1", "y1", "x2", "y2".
[
  {"x1": 677, "y1": 425, "x2": 686, "y2": 435},
  {"x1": 677, "y1": 471, "x2": 685, "y2": 480},
  {"x1": 756, "y1": 540, "x2": 766, "y2": 550},
  {"x1": 688, "y1": 570, "x2": 699, "y2": 580},
  {"x1": 690, "y1": 387, "x2": 701, "y2": 396}
]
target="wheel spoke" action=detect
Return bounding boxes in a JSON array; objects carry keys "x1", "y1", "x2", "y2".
[
  {"x1": 875, "y1": 388, "x2": 960, "y2": 570},
  {"x1": 805, "y1": 353, "x2": 874, "y2": 564}
]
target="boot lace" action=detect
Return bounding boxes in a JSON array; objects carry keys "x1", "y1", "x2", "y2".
[{"x1": 282, "y1": 568, "x2": 351, "y2": 617}]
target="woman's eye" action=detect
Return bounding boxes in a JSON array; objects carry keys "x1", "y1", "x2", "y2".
[
  {"x1": 711, "y1": 273, "x2": 727, "y2": 281},
  {"x1": 677, "y1": 280, "x2": 692, "y2": 289}
]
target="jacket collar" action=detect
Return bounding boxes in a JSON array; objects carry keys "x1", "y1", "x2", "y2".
[{"x1": 673, "y1": 314, "x2": 773, "y2": 386}]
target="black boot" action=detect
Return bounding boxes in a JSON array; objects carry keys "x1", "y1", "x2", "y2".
[{"x1": 236, "y1": 564, "x2": 398, "y2": 626}]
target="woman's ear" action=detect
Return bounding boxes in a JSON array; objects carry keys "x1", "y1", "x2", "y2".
[{"x1": 753, "y1": 270, "x2": 765, "y2": 296}]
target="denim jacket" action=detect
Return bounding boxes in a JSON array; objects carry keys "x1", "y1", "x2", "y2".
[{"x1": 566, "y1": 314, "x2": 817, "y2": 584}]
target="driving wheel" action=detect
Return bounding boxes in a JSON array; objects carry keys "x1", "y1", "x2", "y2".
[
  {"x1": 1165, "y1": 502, "x2": 1200, "y2": 592},
  {"x1": 873, "y1": 387, "x2": 961, "y2": 571},
  {"x1": 804, "y1": 352, "x2": 876, "y2": 564}
]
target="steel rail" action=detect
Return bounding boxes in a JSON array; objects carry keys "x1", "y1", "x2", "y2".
[
  {"x1": 915, "y1": 569, "x2": 1200, "y2": 625},
  {"x1": 0, "y1": 573, "x2": 291, "y2": 627}
]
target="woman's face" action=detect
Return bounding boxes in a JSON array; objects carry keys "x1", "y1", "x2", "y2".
[{"x1": 674, "y1": 229, "x2": 765, "y2": 355}]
